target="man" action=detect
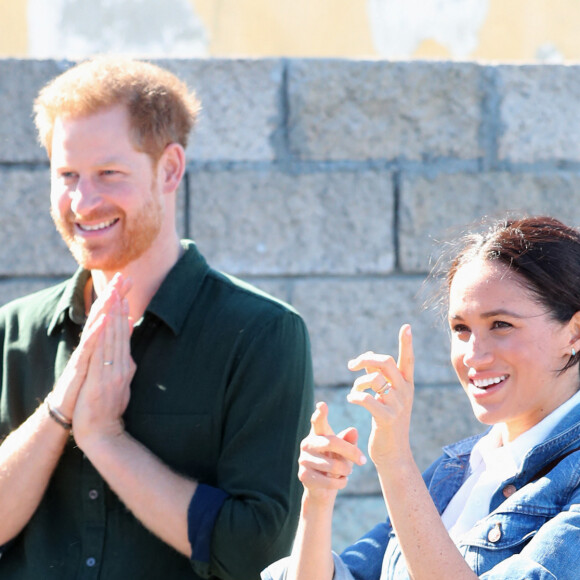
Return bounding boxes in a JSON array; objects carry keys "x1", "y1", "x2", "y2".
[{"x1": 0, "y1": 57, "x2": 314, "y2": 579}]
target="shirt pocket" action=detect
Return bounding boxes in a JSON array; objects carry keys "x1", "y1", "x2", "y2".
[{"x1": 126, "y1": 412, "x2": 214, "y2": 477}]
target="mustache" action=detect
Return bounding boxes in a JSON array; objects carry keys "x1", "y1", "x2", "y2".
[{"x1": 52, "y1": 207, "x2": 122, "y2": 224}]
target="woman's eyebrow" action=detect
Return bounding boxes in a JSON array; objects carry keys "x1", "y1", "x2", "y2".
[{"x1": 449, "y1": 309, "x2": 539, "y2": 321}]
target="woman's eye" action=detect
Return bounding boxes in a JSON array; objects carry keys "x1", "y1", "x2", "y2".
[
  {"x1": 452, "y1": 324, "x2": 470, "y2": 334},
  {"x1": 492, "y1": 320, "x2": 512, "y2": 329}
]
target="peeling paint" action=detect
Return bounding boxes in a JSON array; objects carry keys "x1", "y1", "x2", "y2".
[
  {"x1": 27, "y1": 0, "x2": 208, "y2": 58},
  {"x1": 536, "y1": 43, "x2": 564, "y2": 63},
  {"x1": 368, "y1": 0, "x2": 489, "y2": 59}
]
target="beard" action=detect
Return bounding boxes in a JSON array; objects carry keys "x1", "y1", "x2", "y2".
[{"x1": 51, "y1": 191, "x2": 164, "y2": 272}]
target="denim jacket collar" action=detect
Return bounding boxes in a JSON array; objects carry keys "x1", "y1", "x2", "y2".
[{"x1": 435, "y1": 401, "x2": 580, "y2": 513}]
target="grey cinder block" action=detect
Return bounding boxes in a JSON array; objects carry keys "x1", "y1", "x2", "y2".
[
  {"x1": 287, "y1": 60, "x2": 483, "y2": 161},
  {"x1": 0, "y1": 167, "x2": 76, "y2": 275},
  {"x1": 189, "y1": 167, "x2": 395, "y2": 276},
  {"x1": 399, "y1": 171, "x2": 580, "y2": 273},
  {"x1": 0, "y1": 278, "x2": 67, "y2": 309},
  {"x1": 497, "y1": 64, "x2": 580, "y2": 163},
  {"x1": 158, "y1": 59, "x2": 284, "y2": 162},
  {"x1": 0, "y1": 59, "x2": 70, "y2": 163},
  {"x1": 292, "y1": 277, "x2": 453, "y2": 387}
]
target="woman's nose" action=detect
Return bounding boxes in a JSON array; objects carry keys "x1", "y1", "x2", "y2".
[{"x1": 462, "y1": 335, "x2": 493, "y2": 368}]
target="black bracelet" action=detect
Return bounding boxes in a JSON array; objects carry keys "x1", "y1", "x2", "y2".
[{"x1": 45, "y1": 397, "x2": 73, "y2": 430}]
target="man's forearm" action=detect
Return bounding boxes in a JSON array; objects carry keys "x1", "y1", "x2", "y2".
[
  {"x1": 77, "y1": 429, "x2": 197, "y2": 557},
  {"x1": 0, "y1": 402, "x2": 69, "y2": 545}
]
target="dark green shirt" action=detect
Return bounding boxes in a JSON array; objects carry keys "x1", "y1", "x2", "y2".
[{"x1": 0, "y1": 241, "x2": 314, "y2": 579}]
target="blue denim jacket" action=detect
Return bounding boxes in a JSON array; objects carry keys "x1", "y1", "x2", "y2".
[{"x1": 263, "y1": 404, "x2": 580, "y2": 580}]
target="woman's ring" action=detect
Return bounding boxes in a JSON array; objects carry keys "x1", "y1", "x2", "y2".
[
  {"x1": 376, "y1": 377, "x2": 391, "y2": 394},
  {"x1": 103, "y1": 360, "x2": 114, "y2": 366}
]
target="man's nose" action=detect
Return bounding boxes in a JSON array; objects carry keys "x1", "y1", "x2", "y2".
[{"x1": 70, "y1": 176, "x2": 102, "y2": 215}]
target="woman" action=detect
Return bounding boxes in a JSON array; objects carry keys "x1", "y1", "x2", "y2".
[{"x1": 263, "y1": 216, "x2": 580, "y2": 579}]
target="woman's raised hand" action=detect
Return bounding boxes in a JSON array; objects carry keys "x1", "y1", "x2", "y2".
[{"x1": 347, "y1": 324, "x2": 415, "y2": 465}]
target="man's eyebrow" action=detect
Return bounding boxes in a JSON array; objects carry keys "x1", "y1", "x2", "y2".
[
  {"x1": 97, "y1": 157, "x2": 126, "y2": 165},
  {"x1": 53, "y1": 156, "x2": 125, "y2": 167}
]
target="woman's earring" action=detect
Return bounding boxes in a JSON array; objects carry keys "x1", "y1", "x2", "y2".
[{"x1": 572, "y1": 347, "x2": 577, "y2": 357}]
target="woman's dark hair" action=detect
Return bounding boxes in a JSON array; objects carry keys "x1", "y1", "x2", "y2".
[{"x1": 445, "y1": 215, "x2": 580, "y2": 372}]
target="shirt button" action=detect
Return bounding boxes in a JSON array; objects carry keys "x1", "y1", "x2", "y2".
[
  {"x1": 488, "y1": 523, "x2": 502, "y2": 543},
  {"x1": 502, "y1": 484, "x2": 517, "y2": 498},
  {"x1": 88, "y1": 489, "x2": 99, "y2": 500},
  {"x1": 86, "y1": 557, "x2": 96, "y2": 567}
]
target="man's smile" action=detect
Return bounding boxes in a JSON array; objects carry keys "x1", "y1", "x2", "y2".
[{"x1": 75, "y1": 218, "x2": 119, "y2": 233}]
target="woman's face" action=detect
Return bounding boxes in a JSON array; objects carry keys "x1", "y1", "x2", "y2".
[{"x1": 448, "y1": 257, "x2": 579, "y2": 442}]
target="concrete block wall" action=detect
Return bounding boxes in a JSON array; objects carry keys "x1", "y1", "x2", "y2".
[{"x1": 1, "y1": 58, "x2": 579, "y2": 552}]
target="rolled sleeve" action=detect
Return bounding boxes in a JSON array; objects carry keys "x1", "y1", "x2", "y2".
[
  {"x1": 188, "y1": 484, "x2": 229, "y2": 567},
  {"x1": 261, "y1": 553, "x2": 357, "y2": 580},
  {"x1": 339, "y1": 521, "x2": 392, "y2": 580},
  {"x1": 191, "y1": 310, "x2": 314, "y2": 579}
]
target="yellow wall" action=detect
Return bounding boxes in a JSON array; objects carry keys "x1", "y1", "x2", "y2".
[
  {"x1": 193, "y1": 0, "x2": 580, "y2": 61},
  {"x1": 193, "y1": 0, "x2": 375, "y2": 57},
  {"x1": 0, "y1": 0, "x2": 27, "y2": 57},
  {"x1": 474, "y1": 0, "x2": 580, "y2": 61},
  {"x1": 2, "y1": 0, "x2": 580, "y2": 61}
]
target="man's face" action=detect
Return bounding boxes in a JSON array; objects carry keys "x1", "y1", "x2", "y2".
[{"x1": 50, "y1": 104, "x2": 164, "y2": 273}]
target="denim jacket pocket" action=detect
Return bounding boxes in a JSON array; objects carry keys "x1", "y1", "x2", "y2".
[
  {"x1": 459, "y1": 512, "x2": 546, "y2": 574},
  {"x1": 464, "y1": 513, "x2": 542, "y2": 547}
]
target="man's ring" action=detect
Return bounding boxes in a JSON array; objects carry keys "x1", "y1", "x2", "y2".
[{"x1": 103, "y1": 360, "x2": 114, "y2": 366}]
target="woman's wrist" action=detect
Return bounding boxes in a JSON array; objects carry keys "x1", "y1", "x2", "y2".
[{"x1": 301, "y1": 489, "x2": 338, "y2": 515}]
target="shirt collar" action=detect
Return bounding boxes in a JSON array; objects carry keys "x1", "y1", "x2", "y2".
[
  {"x1": 144, "y1": 240, "x2": 209, "y2": 335},
  {"x1": 47, "y1": 268, "x2": 91, "y2": 335},
  {"x1": 47, "y1": 240, "x2": 210, "y2": 337},
  {"x1": 470, "y1": 389, "x2": 580, "y2": 475}
]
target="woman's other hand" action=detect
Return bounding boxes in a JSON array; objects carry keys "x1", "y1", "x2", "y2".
[{"x1": 298, "y1": 402, "x2": 366, "y2": 505}]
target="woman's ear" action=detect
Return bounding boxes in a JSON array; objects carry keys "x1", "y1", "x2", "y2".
[
  {"x1": 158, "y1": 143, "x2": 186, "y2": 195},
  {"x1": 567, "y1": 311, "x2": 580, "y2": 356}
]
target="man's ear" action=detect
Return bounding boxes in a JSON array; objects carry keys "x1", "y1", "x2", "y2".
[{"x1": 159, "y1": 143, "x2": 186, "y2": 195}]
